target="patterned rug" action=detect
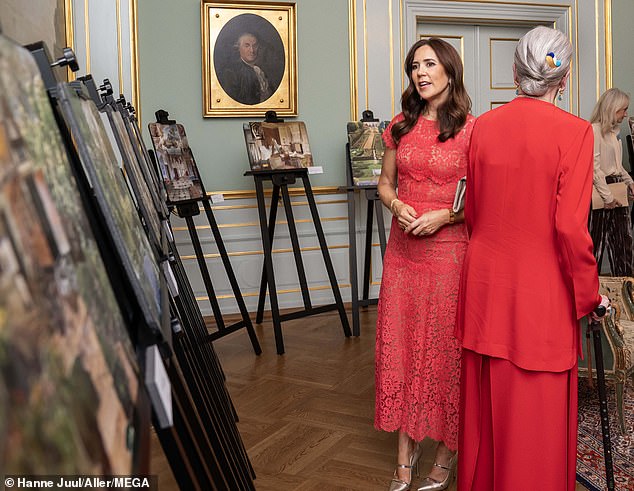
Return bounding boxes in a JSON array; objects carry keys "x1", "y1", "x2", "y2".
[{"x1": 577, "y1": 379, "x2": 634, "y2": 490}]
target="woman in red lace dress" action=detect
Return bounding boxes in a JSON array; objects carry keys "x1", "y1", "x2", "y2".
[{"x1": 375, "y1": 38, "x2": 474, "y2": 491}]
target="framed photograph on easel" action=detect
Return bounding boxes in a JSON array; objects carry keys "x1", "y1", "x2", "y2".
[
  {"x1": 346, "y1": 120, "x2": 389, "y2": 187},
  {"x1": 56, "y1": 82, "x2": 162, "y2": 336},
  {"x1": 0, "y1": 36, "x2": 143, "y2": 474},
  {"x1": 148, "y1": 122, "x2": 205, "y2": 204},
  {"x1": 243, "y1": 120, "x2": 313, "y2": 171}
]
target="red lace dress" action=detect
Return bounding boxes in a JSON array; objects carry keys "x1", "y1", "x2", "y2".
[{"x1": 375, "y1": 114, "x2": 475, "y2": 450}]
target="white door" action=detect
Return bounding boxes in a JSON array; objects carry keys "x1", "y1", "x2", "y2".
[{"x1": 417, "y1": 23, "x2": 543, "y2": 116}]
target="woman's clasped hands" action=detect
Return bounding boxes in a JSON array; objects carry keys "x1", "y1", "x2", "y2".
[{"x1": 393, "y1": 200, "x2": 450, "y2": 236}]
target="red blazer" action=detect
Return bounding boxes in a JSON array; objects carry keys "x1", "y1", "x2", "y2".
[{"x1": 455, "y1": 97, "x2": 601, "y2": 372}]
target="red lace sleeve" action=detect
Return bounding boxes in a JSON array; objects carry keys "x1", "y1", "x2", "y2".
[{"x1": 381, "y1": 113, "x2": 404, "y2": 150}]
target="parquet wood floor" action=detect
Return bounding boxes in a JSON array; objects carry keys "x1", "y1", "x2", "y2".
[{"x1": 150, "y1": 306, "x2": 589, "y2": 490}]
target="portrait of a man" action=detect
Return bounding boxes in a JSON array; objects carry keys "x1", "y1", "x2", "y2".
[{"x1": 214, "y1": 13, "x2": 285, "y2": 106}]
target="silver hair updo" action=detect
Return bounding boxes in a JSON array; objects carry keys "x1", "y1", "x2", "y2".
[{"x1": 514, "y1": 26, "x2": 572, "y2": 97}]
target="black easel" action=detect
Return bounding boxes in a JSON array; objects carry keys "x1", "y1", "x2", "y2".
[
  {"x1": 246, "y1": 111, "x2": 351, "y2": 354},
  {"x1": 155, "y1": 110, "x2": 261, "y2": 355},
  {"x1": 343, "y1": 110, "x2": 388, "y2": 336},
  {"x1": 587, "y1": 307, "x2": 615, "y2": 490}
]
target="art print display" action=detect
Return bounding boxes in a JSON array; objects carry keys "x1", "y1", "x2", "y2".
[
  {"x1": 346, "y1": 120, "x2": 389, "y2": 187},
  {"x1": 148, "y1": 122, "x2": 205, "y2": 204},
  {"x1": 56, "y1": 82, "x2": 162, "y2": 336},
  {"x1": 0, "y1": 35, "x2": 140, "y2": 473},
  {"x1": 122, "y1": 107, "x2": 168, "y2": 218},
  {"x1": 103, "y1": 105, "x2": 162, "y2": 249},
  {"x1": 201, "y1": 1, "x2": 297, "y2": 117},
  {"x1": 243, "y1": 120, "x2": 313, "y2": 171}
]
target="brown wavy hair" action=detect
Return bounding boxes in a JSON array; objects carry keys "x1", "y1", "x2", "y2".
[{"x1": 391, "y1": 38, "x2": 471, "y2": 144}]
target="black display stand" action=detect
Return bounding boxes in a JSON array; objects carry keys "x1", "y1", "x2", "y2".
[
  {"x1": 342, "y1": 110, "x2": 388, "y2": 336},
  {"x1": 27, "y1": 44, "x2": 256, "y2": 488},
  {"x1": 245, "y1": 165, "x2": 351, "y2": 354},
  {"x1": 155, "y1": 111, "x2": 262, "y2": 355}
]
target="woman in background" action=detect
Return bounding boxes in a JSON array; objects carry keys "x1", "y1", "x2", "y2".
[
  {"x1": 589, "y1": 87, "x2": 632, "y2": 276},
  {"x1": 375, "y1": 37, "x2": 474, "y2": 491},
  {"x1": 455, "y1": 26, "x2": 607, "y2": 491}
]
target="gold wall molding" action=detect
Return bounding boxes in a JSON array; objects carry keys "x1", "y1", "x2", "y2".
[
  {"x1": 116, "y1": 0, "x2": 123, "y2": 95},
  {"x1": 172, "y1": 216, "x2": 348, "y2": 232},
  {"x1": 348, "y1": 0, "x2": 359, "y2": 119},
  {"x1": 200, "y1": 283, "x2": 352, "y2": 301},
  {"x1": 488, "y1": 37, "x2": 519, "y2": 90},
  {"x1": 595, "y1": 0, "x2": 600, "y2": 98},
  {"x1": 604, "y1": 0, "x2": 612, "y2": 88},
  {"x1": 84, "y1": 0, "x2": 90, "y2": 73},
  {"x1": 181, "y1": 243, "x2": 349, "y2": 261},
  {"x1": 130, "y1": 0, "x2": 141, "y2": 117},
  {"x1": 62, "y1": 0, "x2": 141, "y2": 114},
  {"x1": 420, "y1": 32, "x2": 465, "y2": 59},
  {"x1": 389, "y1": 0, "x2": 395, "y2": 116},
  {"x1": 363, "y1": 0, "x2": 369, "y2": 111},
  {"x1": 209, "y1": 185, "x2": 345, "y2": 201},
  {"x1": 208, "y1": 198, "x2": 349, "y2": 211},
  {"x1": 64, "y1": 0, "x2": 75, "y2": 81}
]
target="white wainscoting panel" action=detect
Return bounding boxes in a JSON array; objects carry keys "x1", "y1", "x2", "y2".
[{"x1": 171, "y1": 191, "x2": 388, "y2": 316}]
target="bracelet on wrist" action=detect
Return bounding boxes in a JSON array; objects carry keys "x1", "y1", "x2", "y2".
[
  {"x1": 389, "y1": 198, "x2": 400, "y2": 215},
  {"x1": 448, "y1": 208, "x2": 455, "y2": 224}
]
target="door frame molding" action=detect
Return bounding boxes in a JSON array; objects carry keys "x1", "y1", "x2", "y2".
[{"x1": 403, "y1": 0, "x2": 575, "y2": 112}]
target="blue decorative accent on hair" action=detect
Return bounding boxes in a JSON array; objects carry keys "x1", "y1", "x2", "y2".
[{"x1": 546, "y1": 52, "x2": 562, "y2": 68}]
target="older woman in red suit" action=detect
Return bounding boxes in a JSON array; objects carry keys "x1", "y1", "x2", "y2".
[{"x1": 455, "y1": 26, "x2": 608, "y2": 490}]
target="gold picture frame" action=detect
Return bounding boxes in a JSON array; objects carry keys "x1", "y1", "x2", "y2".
[{"x1": 201, "y1": 1, "x2": 297, "y2": 117}]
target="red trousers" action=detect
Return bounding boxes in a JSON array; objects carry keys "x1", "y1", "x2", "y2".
[{"x1": 458, "y1": 349, "x2": 578, "y2": 491}]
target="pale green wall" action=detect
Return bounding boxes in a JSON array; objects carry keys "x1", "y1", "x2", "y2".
[
  {"x1": 612, "y1": 0, "x2": 634, "y2": 169},
  {"x1": 0, "y1": 0, "x2": 66, "y2": 58},
  {"x1": 137, "y1": 0, "x2": 351, "y2": 191}
]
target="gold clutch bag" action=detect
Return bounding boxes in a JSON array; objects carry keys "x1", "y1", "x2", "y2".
[{"x1": 591, "y1": 182, "x2": 629, "y2": 210}]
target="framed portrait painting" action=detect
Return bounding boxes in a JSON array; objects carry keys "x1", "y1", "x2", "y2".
[{"x1": 201, "y1": 1, "x2": 297, "y2": 117}]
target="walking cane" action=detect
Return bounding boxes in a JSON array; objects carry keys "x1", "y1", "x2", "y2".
[{"x1": 588, "y1": 304, "x2": 615, "y2": 490}]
